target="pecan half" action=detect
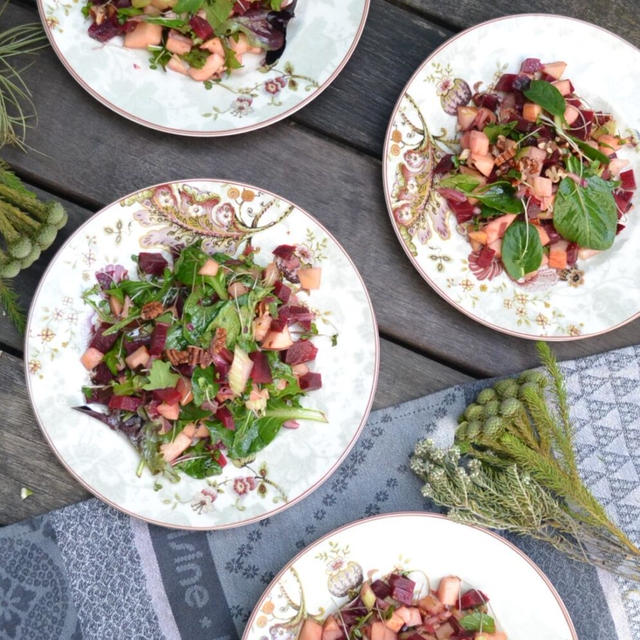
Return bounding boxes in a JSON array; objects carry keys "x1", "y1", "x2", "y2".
[{"x1": 141, "y1": 301, "x2": 164, "y2": 321}]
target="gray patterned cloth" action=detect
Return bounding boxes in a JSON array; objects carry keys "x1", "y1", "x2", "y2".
[{"x1": 2, "y1": 345, "x2": 639, "y2": 640}]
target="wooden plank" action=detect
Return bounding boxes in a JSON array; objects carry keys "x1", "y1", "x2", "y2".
[
  {"x1": 1, "y1": 3, "x2": 639, "y2": 374},
  {"x1": 0, "y1": 341, "x2": 471, "y2": 525},
  {"x1": 393, "y1": 0, "x2": 640, "y2": 47}
]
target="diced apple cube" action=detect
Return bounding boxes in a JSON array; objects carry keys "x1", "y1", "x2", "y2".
[
  {"x1": 470, "y1": 153, "x2": 495, "y2": 177},
  {"x1": 597, "y1": 134, "x2": 623, "y2": 156},
  {"x1": 261, "y1": 326, "x2": 294, "y2": 350},
  {"x1": 299, "y1": 619, "x2": 323, "y2": 640},
  {"x1": 124, "y1": 22, "x2": 162, "y2": 49},
  {"x1": 542, "y1": 61, "x2": 567, "y2": 79},
  {"x1": 125, "y1": 345, "x2": 150, "y2": 370},
  {"x1": 321, "y1": 616, "x2": 343, "y2": 640},
  {"x1": 157, "y1": 402, "x2": 180, "y2": 420},
  {"x1": 551, "y1": 79, "x2": 572, "y2": 96},
  {"x1": 522, "y1": 102, "x2": 542, "y2": 122},
  {"x1": 298, "y1": 267, "x2": 321, "y2": 290},
  {"x1": 531, "y1": 176, "x2": 552, "y2": 198},
  {"x1": 437, "y1": 576, "x2": 461, "y2": 606},
  {"x1": 564, "y1": 105, "x2": 580, "y2": 126},
  {"x1": 469, "y1": 130, "x2": 490, "y2": 156},
  {"x1": 457, "y1": 106, "x2": 478, "y2": 131},
  {"x1": 198, "y1": 258, "x2": 219, "y2": 276},
  {"x1": 81, "y1": 347, "x2": 104, "y2": 370}
]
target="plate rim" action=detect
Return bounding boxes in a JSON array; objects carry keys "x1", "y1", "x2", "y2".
[
  {"x1": 24, "y1": 177, "x2": 380, "y2": 530},
  {"x1": 382, "y1": 12, "x2": 640, "y2": 342},
  {"x1": 242, "y1": 510, "x2": 578, "y2": 640},
  {"x1": 36, "y1": 0, "x2": 371, "y2": 136}
]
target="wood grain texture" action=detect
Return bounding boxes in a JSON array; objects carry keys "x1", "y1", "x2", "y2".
[
  {"x1": 0, "y1": 340, "x2": 470, "y2": 524},
  {"x1": 392, "y1": 0, "x2": 640, "y2": 47}
]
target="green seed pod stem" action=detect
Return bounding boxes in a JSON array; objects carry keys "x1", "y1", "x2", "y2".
[{"x1": 0, "y1": 183, "x2": 48, "y2": 221}]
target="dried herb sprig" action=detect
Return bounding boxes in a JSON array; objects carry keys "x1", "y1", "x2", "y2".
[
  {"x1": 0, "y1": 3, "x2": 48, "y2": 151},
  {"x1": 411, "y1": 343, "x2": 640, "y2": 581}
]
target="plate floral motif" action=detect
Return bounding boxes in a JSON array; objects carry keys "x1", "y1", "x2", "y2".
[
  {"x1": 243, "y1": 513, "x2": 577, "y2": 640},
  {"x1": 25, "y1": 179, "x2": 379, "y2": 529},
  {"x1": 383, "y1": 15, "x2": 640, "y2": 339},
  {"x1": 37, "y1": 0, "x2": 369, "y2": 135}
]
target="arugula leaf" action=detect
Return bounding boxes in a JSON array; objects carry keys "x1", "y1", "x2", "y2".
[
  {"x1": 553, "y1": 176, "x2": 617, "y2": 250},
  {"x1": 112, "y1": 375, "x2": 147, "y2": 396},
  {"x1": 204, "y1": 0, "x2": 235, "y2": 31},
  {"x1": 568, "y1": 135, "x2": 611, "y2": 165},
  {"x1": 474, "y1": 183, "x2": 524, "y2": 214},
  {"x1": 192, "y1": 368, "x2": 219, "y2": 407},
  {"x1": 181, "y1": 48, "x2": 209, "y2": 69},
  {"x1": 501, "y1": 220, "x2": 543, "y2": 280},
  {"x1": 173, "y1": 0, "x2": 203, "y2": 13},
  {"x1": 523, "y1": 80, "x2": 566, "y2": 118},
  {"x1": 459, "y1": 613, "x2": 496, "y2": 633},
  {"x1": 483, "y1": 120, "x2": 518, "y2": 143},
  {"x1": 142, "y1": 16, "x2": 189, "y2": 27},
  {"x1": 174, "y1": 440, "x2": 223, "y2": 479},
  {"x1": 439, "y1": 174, "x2": 483, "y2": 192},
  {"x1": 142, "y1": 360, "x2": 180, "y2": 391}
]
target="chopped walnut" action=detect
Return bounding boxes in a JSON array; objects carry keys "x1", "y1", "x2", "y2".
[
  {"x1": 141, "y1": 301, "x2": 164, "y2": 321},
  {"x1": 545, "y1": 165, "x2": 566, "y2": 183},
  {"x1": 516, "y1": 156, "x2": 541, "y2": 177}
]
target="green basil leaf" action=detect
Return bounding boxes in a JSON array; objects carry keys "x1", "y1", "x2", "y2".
[
  {"x1": 553, "y1": 176, "x2": 617, "y2": 250},
  {"x1": 523, "y1": 80, "x2": 566, "y2": 118},
  {"x1": 459, "y1": 613, "x2": 496, "y2": 633},
  {"x1": 173, "y1": 0, "x2": 203, "y2": 13},
  {"x1": 501, "y1": 220, "x2": 543, "y2": 280},
  {"x1": 475, "y1": 183, "x2": 524, "y2": 214},
  {"x1": 483, "y1": 120, "x2": 518, "y2": 143},
  {"x1": 439, "y1": 174, "x2": 483, "y2": 192}
]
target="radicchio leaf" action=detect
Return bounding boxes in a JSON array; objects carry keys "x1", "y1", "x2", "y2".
[
  {"x1": 73, "y1": 406, "x2": 144, "y2": 444},
  {"x1": 229, "y1": 0, "x2": 296, "y2": 64}
]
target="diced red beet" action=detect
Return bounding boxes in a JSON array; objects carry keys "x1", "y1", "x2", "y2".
[
  {"x1": 211, "y1": 353, "x2": 230, "y2": 380},
  {"x1": 514, "y1": 116, "x2": 536, "y2": 133},
  {"x1": 520, "y1": 57, "x2": 542, "y2": 73},
  {"x1": 472, "y1": 93, "x2": 499, "y2": 110},
  {"x1": 437, "y1": 188, "x2": 467, "y2": 205},
  {"x1": 433, "y1": 154, "x2": 455, "y2": 175},
  {"x1": 566, "y1": 96, "x2": 582, "y2": 108},
  {"x1": 614, "y1": 190, "x2": 634, "y2": 213},
  {"x1": 124, "y1": 334, "x2": 151, "y2": 355},
  {"x1": 91, "y1": 362, "x2": 114, "y2": 385},
  {"x1": 279, "y1": 305, "x2": 315, "y2": 326},
  {"x1": 273, "y1": 280, "x2": 291, "y2": 303},
  {"x1": 594, "y1": 111, "x2": 612, "y2": 126},
  {"x1": 617, "y1": 223, "x2": 626, "y2": 235},
  {"x1": 89, "y1": 323, "x2": 119, "y2": 353},
  {"x1": 189, "y1": 15, "x2": 214, "y2": 40},
  {"x1": 85, "y1": 387, "x2": 113, "y2": 405},
  {"x1": 88, "y1": 15, "x2": 123, "y2": 42},
  {"x1": 495, "y1": 73, "x2": 517, "y2": 92},
  {"x1": 215, "y1": 406, "x2": 235, "y2": 431},
  {"x1": 476, "y1": 246, "x2": 496, "y2": 269},
  {"x1": 370, "y1": 580, "x2": 392, "y2": 599},
  {"x1": 138, "y1": 252, "x2": 168, "y2": 276},
  {"x1": 269, "y1": 317, "x2": 286, "y2": 332},
  {"x1": 249, "y1": 351, "x2": 273, "y2": 384},
  {"x1": 176, "y1": 364, "x2": 195, "y2": 377},
  {"x1": 459, "y1": 589, "x2": 489, "y2": 610},
  {"x1": 108, "y1": 395, "x2": 143, "y2": 411},
  {"x1": 298, "y1": 372, "x2": 322, "y2": 391},
  {"x1": 544, "y1": 222, "x2": 562, "y2": 244},
  {"x1": 220, "y1": 347, "x2": 234, "y2": 363},
  {"x1": 149, "y1": 322, "x2": 169, "y2": 356},
  {"x1": 284, "y1": 340, "x2": 318, "y2": 365},
  {"x1": 620, "y1": 170, "x2": 636, "y2": 191},
  {"x1": 447, "y1": 200, "x2": 476, "y2": 224},
  {"x1": 152, "y1": 387, "x2": 182, "y2": 404},
  {"x1": 388, "y1": 574, "x2": 415, "y2": 605},
  {"x1": 215, "y1": 450, "x2": 227, "y2": 467},
  {"x1": 566, "y1": 242, "x2": 579, "y2": 266},
  {"x1": 272, "y1": 244, "x2": 297, "y2": 259}
]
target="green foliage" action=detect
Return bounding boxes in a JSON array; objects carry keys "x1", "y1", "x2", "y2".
[
  {"x1": 501, "y1": 220, "x2": 543, "y2": 280},
  {"x1": 523, "y1": 79, "x2": 566, "y2": 118},
  {"x1": 416, "y1": 342, "x2": 640, "y2": 581},
  {"x1": 142, "y1": 360, "x2": 180, "y2": 391}
]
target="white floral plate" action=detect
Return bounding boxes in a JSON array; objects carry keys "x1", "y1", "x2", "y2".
[
  {"x1": 383, "y1": 15, "x2": 640, "y2": 340},
  {"x1": 38, "y1": 1, "x2": 369, "y2": 135},
  {"x1": 243, "y1": 513, "x2": 577, "y2": 640},
  {"x1": 25, "y1": 179, "x2": 379, "y2": 529}
]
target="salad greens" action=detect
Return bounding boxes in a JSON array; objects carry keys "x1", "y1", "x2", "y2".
[
  {"x1": 435, "y1": 56, "x2": 635, "y2": 284},
  {"x1": 77, "y1": 241, "x2": 330, "y2": 481}
]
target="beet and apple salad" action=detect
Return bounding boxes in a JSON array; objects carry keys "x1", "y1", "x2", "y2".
[
  {"x1": 81, "y1": 0, "x2": 296, "y2": 85},
  {"x1": 76, "y1": 241, "x2": 331, "y2": 481},
  {"x1": 299, "y1": 573, "x2": 506, "y2": 640},
  {"x1": 436, "y1": 57, "x2": 636, "y2": 283}
]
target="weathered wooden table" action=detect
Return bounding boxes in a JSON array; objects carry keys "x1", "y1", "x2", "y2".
[{"x1": 1, "y1": 0, "x2": 639, "y2": 525}]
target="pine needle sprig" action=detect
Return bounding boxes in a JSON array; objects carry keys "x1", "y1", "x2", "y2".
[
  {"x1": 0, "y1": 276, "x2": 25, "y2": 333},
  {"x1": 414, "y1": 342, "x2": 640, "y2": 580}
]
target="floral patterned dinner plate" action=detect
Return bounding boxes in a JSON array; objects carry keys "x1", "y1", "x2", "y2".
[
  {"x1": 25, "y1": 179, "x2": 379, "y2": 529},
  {"x1": 243, "y1": 512, "x2": 577, "y2": 640},
  {"x1": 383, "y1": 15, "x2": 640, "y2": 340},
  {"x1": 38, "y1": 1, "x2": 369, "y2": 135}
]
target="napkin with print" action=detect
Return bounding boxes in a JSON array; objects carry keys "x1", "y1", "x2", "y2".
[{"x1": 2, "y1": 345, "x2": 639, "y2": 640}]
